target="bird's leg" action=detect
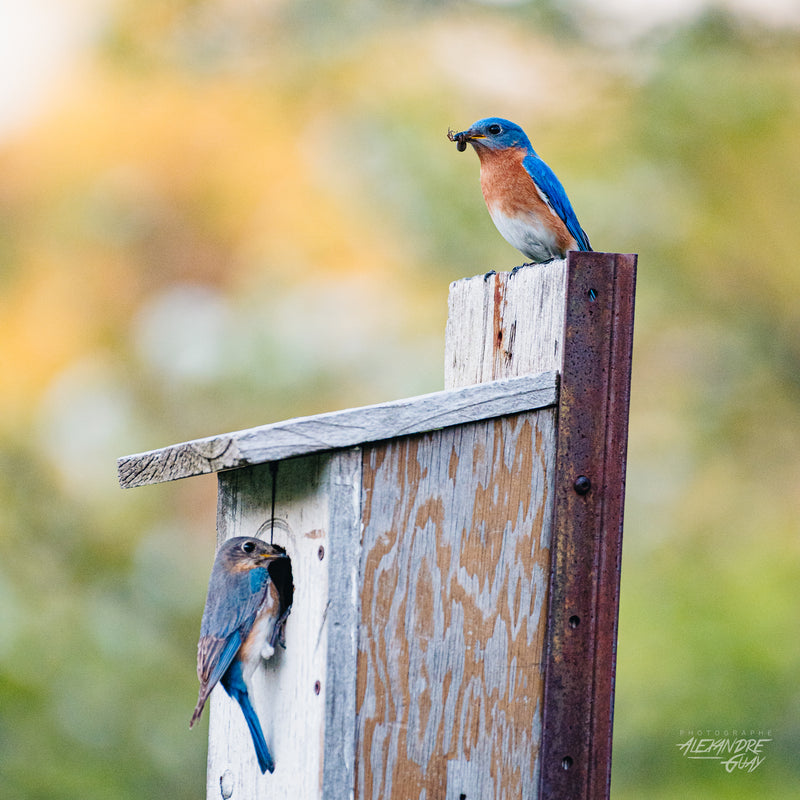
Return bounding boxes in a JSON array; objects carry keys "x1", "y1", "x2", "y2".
[
  {"x1": 261, "y1": 605, "x2": 292, "y2": 660},
  {"x1": 268, "y1": 604, "x2": 293, "y2": 651}
]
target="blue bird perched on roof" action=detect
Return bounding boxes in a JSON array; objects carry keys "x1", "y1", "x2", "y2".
[
  {"x1": 190, "y1": 537, "x2": 292, "y2": 774},
  {"x1": 449, "y1": 117, "x2": 591, "y2": 263}
]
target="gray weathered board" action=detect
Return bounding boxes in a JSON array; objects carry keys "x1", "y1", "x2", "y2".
[
  {"x1": 117, "y1": 257, "x2": 632, "y2": 800},
  {"x1": 118, "y1": 371, "x2": 558, "y2": 489},
  {"x1": 445, "y1": 258, "x2": 567, "y2": 388}
]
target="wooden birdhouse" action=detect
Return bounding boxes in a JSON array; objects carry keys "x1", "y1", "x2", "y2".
[{"x1": 119, "y1": 252, "x2": 637, "y2": 800}]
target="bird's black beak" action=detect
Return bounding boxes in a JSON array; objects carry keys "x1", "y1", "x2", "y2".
[{"x1": 260, "y1": 546, "x2": 289, "y2": 563}]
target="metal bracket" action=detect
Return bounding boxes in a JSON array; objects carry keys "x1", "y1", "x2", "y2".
[{"x1": 539, "y1": 252, "x2": 637, "y2": 799}]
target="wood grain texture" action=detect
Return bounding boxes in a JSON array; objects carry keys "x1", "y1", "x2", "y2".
[
  {"x1": 322, "y1": 449, "x2": 363, "y2": 797},
  {"x1": 356, "y1": 409, "x2": 556, "y2": 800},
  {"x1": 118, "y1": 373, "x2": 558, "y2": 489},
  {"x1": 206, "y1": 453, "x2": 361, "y2": 800},
  {"x1": 445, "y1": 260, "x2": 567, "y2": 390}
]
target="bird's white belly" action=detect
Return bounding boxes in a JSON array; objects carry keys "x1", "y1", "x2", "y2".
[
  {"x1": 488, "y1": 208, "x2": 562, "y2": 262},
  {"x1": 241, "y1": 605, "x2": 278, "y2": 683}
]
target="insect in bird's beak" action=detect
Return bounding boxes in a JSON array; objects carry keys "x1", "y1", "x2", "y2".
[{"x1": 447, "y1": 128, "x2": 468, "y2": 152}]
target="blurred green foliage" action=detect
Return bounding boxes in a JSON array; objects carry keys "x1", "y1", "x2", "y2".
[{"x1": 1, "y1": 2, "x2": 798, "y2": 797}]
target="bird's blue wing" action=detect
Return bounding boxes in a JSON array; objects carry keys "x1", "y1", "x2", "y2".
[
  {"x1": 202, "y1": 567, "x2": 269, "y2": 636},
  {"x1": 522, "y1": 153, "x2": 591, "y2": 251},
  {"x1": 200, "y1": 630, "x2": 242, "y2": 689},
  {"x1": 196, "y1": 567, "x2": 270, "y2": 688}
]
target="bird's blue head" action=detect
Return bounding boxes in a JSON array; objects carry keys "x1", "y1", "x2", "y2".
[
  {"x1": 218, "y1": 537, "x2": 288, "y2": 573},
  {"x1": 449, "y1": 117, "x2": 533, "y2": 154}
]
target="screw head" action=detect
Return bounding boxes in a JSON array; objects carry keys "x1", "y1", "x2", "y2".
[{"x1": 573, "y1": 475, "x2": 591, "y2": 495}]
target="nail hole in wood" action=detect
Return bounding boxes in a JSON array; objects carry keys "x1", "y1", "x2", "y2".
[
  {"x1": 569, "y1": 615, "x2": 580, "y2": 629},
  {"x1": 219, "y1": 769, "x2": 234, "y2": 798},
  {"x1": 318, "y1": 545, "x2": 325, "y2": 560},
  {"x1": 561, "y1": 755, "x2": 574, "y2": 771}
]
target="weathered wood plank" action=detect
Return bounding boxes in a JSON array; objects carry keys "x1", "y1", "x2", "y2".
[
  {"x1": 118, "y1": 372, "x2": 558, "y2": 489},
  {"x1": 445, "y1": 261, "x2": 567, "y2": 389},
  {"x1": 322, "y1": 449, "x2": 363, "y2": 797},
  {"x1": 356, "y1": 409, "x2": 556, "y2": 800},
  {"x1": 206, "y1": 453, "x2": 361, "y2": 799}
]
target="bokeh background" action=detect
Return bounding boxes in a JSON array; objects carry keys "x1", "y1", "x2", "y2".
[{"x1": 2, "y1": 0, "x2": 799, "y2": 797}]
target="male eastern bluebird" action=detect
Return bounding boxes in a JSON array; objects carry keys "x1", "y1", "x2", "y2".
[
  {"x1": 449, "y1": 117, "x2": 591, "y2": 262},
  {"x1": 190, "y1": 537, "x2": 292, "y2": 774}
]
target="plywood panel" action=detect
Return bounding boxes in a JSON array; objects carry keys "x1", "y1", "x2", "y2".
[{"x1": 356, "y1": 409, "x2": 556, "y2": 800}]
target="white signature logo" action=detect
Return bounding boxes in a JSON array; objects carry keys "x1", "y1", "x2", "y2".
[{"x1": 676, "y1": 731, "x2": 772, "y2": 773}]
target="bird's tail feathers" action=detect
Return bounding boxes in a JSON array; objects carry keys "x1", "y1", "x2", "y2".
[{"x1": 237, "y1": 691, "x2": 275, "y2": 774}]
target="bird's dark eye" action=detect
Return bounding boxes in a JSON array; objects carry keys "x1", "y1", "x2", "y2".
[
  {"x1": 242, "y1": 540, "x2": 256, "y2": 553},
  {"x1": 488, "y1": 123, "x2": 502, "y2": 135}
]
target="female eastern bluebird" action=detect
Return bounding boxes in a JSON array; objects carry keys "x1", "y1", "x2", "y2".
[
  {"x1": 190, "y1": 537, "x2": 292, "y2": 774},
  {"x1": 449, "y1": 117, "x2": 591, "y2": 262}
]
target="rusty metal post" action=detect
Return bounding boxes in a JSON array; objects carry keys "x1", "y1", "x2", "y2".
[{"x1": 539, "y1": 251, "x2": 637, "y2": 799}]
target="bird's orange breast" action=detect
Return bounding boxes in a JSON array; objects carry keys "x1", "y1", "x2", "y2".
[{"x1": 476, "y1": 146, "x2": 574, "y2": 254}]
